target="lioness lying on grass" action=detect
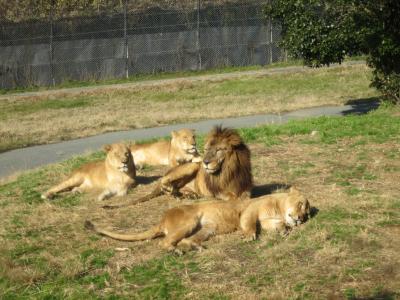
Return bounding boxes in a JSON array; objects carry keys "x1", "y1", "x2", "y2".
[
  {"x1": 42, "y1": 143, "x2": 136, "y2": 201},
  {"x1": 130, "y1": 128, "x2": 201, "y2": 169},
  {"x1": 240, "y1": 188, "x2": 311, "y2": 241},
  {"x1": 85, "y1": 188, "x2": 310, "y2": 252},
  {"x1": 103, "y1": 126, "x2": 253, "y2": 209}
]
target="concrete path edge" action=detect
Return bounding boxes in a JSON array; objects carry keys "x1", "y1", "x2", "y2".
[{"x1": 0, "y1": 100, "x2": 379, "y2": 180}]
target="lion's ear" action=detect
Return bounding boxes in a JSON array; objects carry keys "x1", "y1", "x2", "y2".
[
  {"x1": 290, "y1": 187, "x2": 300, "y2": 195},
  {"x1": 103, "y1": 144, "x2": 112, "y2": 152},
  {"x1": 171, "y1": 130, "x2": 178, "y2": 138}
]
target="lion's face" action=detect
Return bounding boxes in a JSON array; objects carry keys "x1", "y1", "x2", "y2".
[
  {"x1": 284, "y1": 188, "x2": 311, "y2": 227},
  {"x1": 171, "y1": 129, "x2": 198, "y2": 155},
  {"x1": 104, "y1": 143, "x2": 134, "y2": 173},
  {"x1": 202, "y1": 138, "x2": 232, "y2": 174}
]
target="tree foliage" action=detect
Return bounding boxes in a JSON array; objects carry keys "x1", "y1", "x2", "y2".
[
  {"x1": 266, "y1": 0, "x2": 400, "y2": 103},
  {"x1": 0, "y1": 0, "x2": 245, "y2": 22}
]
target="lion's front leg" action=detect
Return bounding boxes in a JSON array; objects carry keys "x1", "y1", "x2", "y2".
[
  {"x1": 161, "y1": 163, "x2": 200, "y2": 196},
  {"x1": 97, "y1": 189, "x2": 116, "y2": 201},
  {"x1": 42, "y1": 174, "x2": 84, "y2": 200},
  {"x1": 240, "y1": 208, "x2": 258, "y2": 242},
  {"x1": 260, "y1": 219, "x2": 289, "y2": 236}
]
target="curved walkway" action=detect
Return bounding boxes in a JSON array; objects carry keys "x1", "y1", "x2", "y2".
[
  {"x1": 0, "y1": 61, "x2": 365, "y2": 100},
  {"x1": 0, "y1": 100, "x2": 379, "y2": 179}
]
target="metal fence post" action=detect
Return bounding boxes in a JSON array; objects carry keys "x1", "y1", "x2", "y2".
[
  {"x1": 49, "y1": 0, "x2": 55, "y2": 86},
  {"x1": 269, "y1": 16, "x2": 273, "y2": 64},
  {"x1": 124, "y1": 0, "x2": 129, "y2": 79},
  {"x1": 196, "y1": 0, "x2": 202, "y2": 70}
]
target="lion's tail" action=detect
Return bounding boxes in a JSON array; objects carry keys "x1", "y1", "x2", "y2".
[
  {"x1": 102, "y1": 184, "x2": 163, "y2": 210},
  {"x1": 84, "y1": 220, "x2": 164, "y2": 241}
]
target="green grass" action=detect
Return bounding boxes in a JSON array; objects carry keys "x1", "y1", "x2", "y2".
[
  {"x1": 0, "y1": 56, "x2": 365, "y2": 96},
  {"x1": 240, "y1": 104, "x2": 400, "y2": 145},
  {"x1": 0, "y1": 60, "x2": 303, "y2": 96},
  {"x1": 0, "y1": 63, "x2": 378, "y2": 153},
  {"x1": 0, "y1": 97, "x2": 91, "y2": 120},
  {"x1": 0, "y1": 104, "x2": 399, "y2": 299},
  {"x1": 122, "y1": 255, "x2": 196, "y2": 298}
]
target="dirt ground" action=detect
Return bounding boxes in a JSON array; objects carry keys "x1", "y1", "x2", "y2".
[{"x1": 2, "y1": 129, "x2": 399, "y2": 298}]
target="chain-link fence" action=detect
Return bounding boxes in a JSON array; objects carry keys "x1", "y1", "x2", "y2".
[{"x1": 0, "y1": 0, "x2": 284, "y2": 89}]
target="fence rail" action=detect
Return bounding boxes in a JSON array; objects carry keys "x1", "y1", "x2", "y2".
[{"x1": 0, "y1": 0, "x2": 284, "y2": 89}]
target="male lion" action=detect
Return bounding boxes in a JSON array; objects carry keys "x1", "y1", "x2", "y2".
[
  {"x1": 42, "y1": 143, "x2": 136, "y2": 201},
  {"x1": 130, "y1": 128, "x2": 200, "y2": 169},
  {"x1": 240, "y1": 188, "x2": 311, "y2": 241},
  {"x1": 103, "y1": 126, "x2": 252, "y2": 209},
  {"x1": 85, "y1": 188, "x2": 310, "y2": 251}
]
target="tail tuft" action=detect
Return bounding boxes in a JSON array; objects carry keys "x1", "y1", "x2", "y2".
[{"x1": 84, "y1": 220, "x2": 96, "y2": 231}]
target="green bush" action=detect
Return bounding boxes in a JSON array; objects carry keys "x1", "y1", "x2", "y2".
[{"x1": 266, "y1": 0, "x2": 400, "y2": 103}]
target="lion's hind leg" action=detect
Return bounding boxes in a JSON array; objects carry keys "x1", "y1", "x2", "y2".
[
  {"x1": 159, "y1": 211, "x2": 200, "y2": 252},
  {"x1": 177, "y1": 223, "x2": 216, "y2": 252},
  {"x1": 42, "y1": 174, "x2": 84, "y2": 200}
]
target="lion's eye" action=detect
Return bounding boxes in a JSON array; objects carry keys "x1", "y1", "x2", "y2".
[{"x1": 125, "y1": 152, "x2": 129, "y2": 157}]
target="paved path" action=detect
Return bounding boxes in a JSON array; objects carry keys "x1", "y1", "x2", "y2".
[
  {"x1": 0, "y1": 100, "x2": 379, "y2": 179},
  {"x1": 0, "y1": 61, "x2": 365, "y2": 100}
]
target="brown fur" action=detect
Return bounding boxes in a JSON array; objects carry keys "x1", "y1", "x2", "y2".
[
  {"x1": 129, "y1": 128, "x2": 200, "y2": 168},
  {"x1": 87, "y1": 199, "x2": 251, "y2": 252},
  {"x1": 87, "y1": 188, "x2": 310, "y2": 251},
  {"x1": 103, "y1": 126, "x2": 252, "y2": 209},
  {"x1": 42, "y1": 143, "x2": 136, "y2": 201},
  {"x1": 240, "y1": 188, "x2": 311, "y2": 240},
  {"x1": 161, "y1": 126, "x2": 253, "y2": 200}
]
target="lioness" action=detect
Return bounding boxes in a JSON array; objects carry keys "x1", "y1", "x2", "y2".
[
  {"x1": 85, "y1": 188, "x2": 310, "y2": 251},
  {"x1": 160, "y1": 126, "x2": 253, "y2": 200},
  {"x1": 42, "y1": 143, "x2": 136, "y2": 201},
  {"x1": 240, "y1": 188, "x2": 311, "y2": 241},
  {"x1": 104, "y1": 126, "x2": 253, "y2": 209},
  {"x1": 130, "y1": 129, "x2": 200, "y2": 168}
]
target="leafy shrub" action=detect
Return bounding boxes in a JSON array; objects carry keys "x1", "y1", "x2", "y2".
[{"x1": 266, "y1": 0, "x2": 400, "y2": 103}]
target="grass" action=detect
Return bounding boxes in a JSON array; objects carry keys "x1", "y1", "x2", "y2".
[
  {"x1": 0, "y1": 104, "x2": 399, "y2": 299},
  {"x1": 240, "y1": 104, "x2": 400, "y2": 145},
  {"x1": 0, "y1": 60, "x2": 303, "y2": 96},
  {"x1": 0, "y1": 62, "x2": 379, "y2": 153}
]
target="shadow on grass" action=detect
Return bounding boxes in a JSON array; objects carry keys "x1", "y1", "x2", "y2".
[
  {"x1": 343, "y1": 97, "x2": 381, "y2": 116},
  {"x1": 351, "y1": 290, "x2": 397, "y2": 300},
  {"x1": 136, "y1": 175, "x2": 161, "y2": 185},
  {"x1": 251, "y1": 182, "x2": 291, "y2": 198}
]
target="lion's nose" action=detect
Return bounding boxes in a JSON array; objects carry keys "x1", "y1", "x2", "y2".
[{"x1": 203, "y1": 159, "x2": 210, "y2": 165}]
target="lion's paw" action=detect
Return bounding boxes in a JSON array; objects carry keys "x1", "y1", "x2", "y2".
[{"x1": 243, "y1": 232, "x2": 257, "y2": 242}]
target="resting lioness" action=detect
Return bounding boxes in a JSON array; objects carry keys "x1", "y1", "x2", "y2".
[
  {"x1": 103, "y1": 127, "x2": 253, "y2": 209},
  {"x1": 240, "y1": 188, "x2": 311, "y2": 241},
  {"x1": 86, "y1": 188, "x2": 310, "y2": 252},
  {"x1": 42, "y1": 143, "x2": 136, "y2": 201},
  {"x1": 130, "y1": 129, "x2": 200, "y2": 169}
]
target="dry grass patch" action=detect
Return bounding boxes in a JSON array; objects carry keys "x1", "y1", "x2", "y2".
[
  {"x1": 0, "y1": 64, "x2": 378, "y2": 152},
  {"x1": 1, "y1": 106, "x2": 399, "y2": 299}
]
